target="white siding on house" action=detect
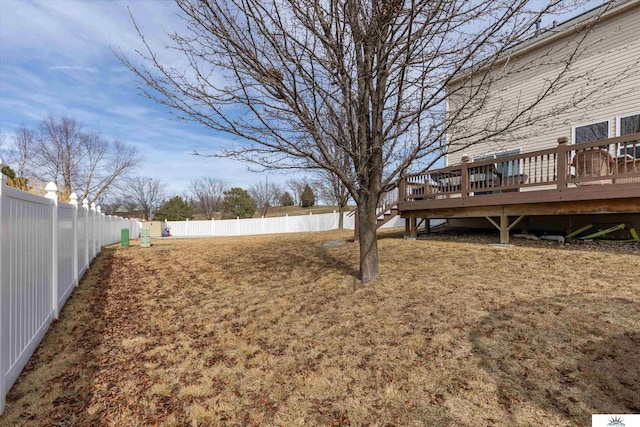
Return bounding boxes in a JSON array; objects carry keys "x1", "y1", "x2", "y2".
[{"x1": 446, "y1": 3, "x2": 640, "y2": 164}]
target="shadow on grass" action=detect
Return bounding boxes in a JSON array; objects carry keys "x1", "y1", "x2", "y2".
[
  {"x1": 5, "y1": 248, "x2": 118, "y2": 425},
  {"x1": 316, "y1": 244, "x2": 360, "y2": 280},
  {"x1": 470, "y1": 295, "x2": 640, "y2": 425},
  {"x1": 213, "y1": 239, "x2": 362, "y2": 282}
]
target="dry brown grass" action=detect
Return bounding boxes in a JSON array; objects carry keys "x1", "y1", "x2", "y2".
[{"x1": 2, "y1": 230, "x2": 638, "y2": 426}]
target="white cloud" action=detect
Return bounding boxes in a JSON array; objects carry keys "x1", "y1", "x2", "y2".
[
  {"x1": 49, "y1": 66, "x2": 97, "y2": 72},
  {"x1": 0, "y1": 0, "x2": 308, "y2": 193},
  {"x1": 0, "y1": 0, "x2": 183, "y2": 64}
]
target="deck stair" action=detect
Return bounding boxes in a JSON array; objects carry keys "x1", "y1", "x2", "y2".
[
  {"x1": 351, "y1": 201, "x2": 400, "y2": 241},
  {"x1": 376, "y1": 203, "x2": 399, "y2": 228}
]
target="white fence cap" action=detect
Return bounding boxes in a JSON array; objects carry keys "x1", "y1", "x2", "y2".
[{"x1": 45, "y1": 182, "x2": 58, "y2": 200}]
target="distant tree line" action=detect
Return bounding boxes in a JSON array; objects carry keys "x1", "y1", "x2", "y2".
[
  {"x1": 99, "y1": 176, "x2": 335, "y2": 222},
  {"x1": 1, "y1": 119, "x2": 346, "y2": 222}
]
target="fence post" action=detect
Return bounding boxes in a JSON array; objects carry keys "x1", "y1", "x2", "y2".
[
  {"x1": 70, "y1": 193, "x2": 79, "y2": 288},
  {"x1": 45, "y1": 182, "x2": 59, "y2": 319},
  {"x1": 82, "y1": 199, "x2": 89, "y2": 267},
  {"x1": 211, "y1": 218, "x2": 215, "y2": 236},
  {"x1": 91, "y1": 202, "x2": 97, "y2": 257},
  {"x1": 0, "y1": 157, "x2": 6, "y2": 413},
  {"x1": 96, "y1": 205, "x2": 102, "y2": 252},
  {"x1": 285, "y1": 214, "x2": 289, "y2": 233}
]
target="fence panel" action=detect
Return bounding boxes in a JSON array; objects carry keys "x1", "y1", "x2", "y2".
[
  {"x1": 0, "y1": 177, "x2": 141, "y2": 414},
  {"x1": 77, "y1": 207, "x2": 87, "y2": 276},
  {"x1": 57, "y1": 203, "x2": 75, "y2": 308},
  {"x1": 166, "y1": 211, "x2": 404, "y2": 238},
  {"x1": 87, "y1": 209, "x2": 95, "y2": 261},
  {"x1": 0, "y1": 186, "x2": 54, "y2": 414}
]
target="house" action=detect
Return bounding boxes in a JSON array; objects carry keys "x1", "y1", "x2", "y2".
[
  {"x1": 396, "y1": 0, "x2": 640, "y2": 242},
  {"x1": 445, "y1": 0, "x2": 639, "y2": 166}
]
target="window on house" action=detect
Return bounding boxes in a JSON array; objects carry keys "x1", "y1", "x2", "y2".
[
  {"x1": 495, "y1": 149, "x2": 522, "y2": 177},
  {"x1": 473, "y1": 149, "x2": 522, "y2": 183},
  {"x1": 617, "y1": 113, "x2": 640, "y2": 158},
  {"x1": 472, "y1": 153, "x2": 497, "y2": 183},
  {"x1": 573, "y1": 120, "x2": 610, "y2": 144}
]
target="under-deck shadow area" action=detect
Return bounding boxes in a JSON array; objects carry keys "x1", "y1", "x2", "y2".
[{"x1": 469, "y1": 294, "x2": 640, "y2": 426}]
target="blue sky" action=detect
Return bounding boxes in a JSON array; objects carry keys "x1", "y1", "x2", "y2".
[
  {"x1": 0, "y1": 0, "x2": 604, "y2": 195},
  {"x1": 0, "y1": 0, "x2": 292, "y2": 194}
]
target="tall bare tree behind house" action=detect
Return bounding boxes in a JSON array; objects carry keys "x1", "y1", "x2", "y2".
[{"x1": 122, "y1": 0, "x2": 623, "y2": 283}]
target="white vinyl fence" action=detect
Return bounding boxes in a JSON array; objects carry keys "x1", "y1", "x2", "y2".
[
  {"x1": 0, "y1": 175, "x2": 141, "y2": 414},
  {"x1": 167, "y1": 211, "x2": 406, "y2": 237}
]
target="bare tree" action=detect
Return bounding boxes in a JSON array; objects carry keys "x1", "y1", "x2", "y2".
[
  {"x1": 311, "y1": 112, "x2": 354, "y2": 228},
  {"x1": 128, "y1": 176, "x2": 168, "y2": 220},
  {"x1": 249, "y1": 178, "x2": 281, "y2": 217},
  {"x1": 285, "y1": 179, "x2": 309, "y2": 207},
  {"x1": 122, "y1": 0, "x2": 616, "y2": 283},
  {"x1": 188, "y1": 177, "x2": 229, "y2": 219},
  {"x1": 6, "y1": 125, "x2": 36, "y2": 178},
  {"x1": 314, "y1": 172, "x2": 350, "y2": 228},
  {"x1": 8, "y1": 116, "x2": 142, "y2": 202}
]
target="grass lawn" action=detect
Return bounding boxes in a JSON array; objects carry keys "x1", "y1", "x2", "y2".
[{"x1": 2, "y1": 230, "x2": 638, "y2": 426}]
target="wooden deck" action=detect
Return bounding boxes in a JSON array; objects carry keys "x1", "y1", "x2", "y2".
[{"x1": 398, "y1": 134, "x2": 640, "y2": 243}]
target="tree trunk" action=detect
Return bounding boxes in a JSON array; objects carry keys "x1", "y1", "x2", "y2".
[
  {"x1": 357, "y1": 195, "x2": 380, "y2": 284},
  {"x1": 338, "y1": 205, "x2": 344, "y2": 229}
]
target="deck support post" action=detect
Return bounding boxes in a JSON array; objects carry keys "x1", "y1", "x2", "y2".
[
  {"x1": 500, "y1": 213, "x2": 509, "y2": 244},
  {"x1": 485, "y1": 214, "x2": 526, "y2": 244},
  {"x1": 404, "y1": 217, "x2": 417, "y2": 239}
]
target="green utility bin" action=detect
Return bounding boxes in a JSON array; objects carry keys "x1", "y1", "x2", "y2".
[
  {"x1": 121, "y1": 228, "x2": 130, "y2": 248},
  {"x1": 140, "y1": 228, "x2": 151, "y2": 248}
]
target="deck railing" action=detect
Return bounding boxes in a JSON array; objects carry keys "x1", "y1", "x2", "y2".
[{"x1": 400, "y1": 133, "x2": 640, "y2": 203}]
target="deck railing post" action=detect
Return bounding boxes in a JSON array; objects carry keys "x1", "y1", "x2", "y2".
[
  {"x1": 557, "y1": 137, "x2": 569, "y2": 190},
  {"x1": 399, "y1": 177, "x2": 406, "y2": 202},
  {"x1": 461, "y1": 155, "x2": 471, "y2": 197}
]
